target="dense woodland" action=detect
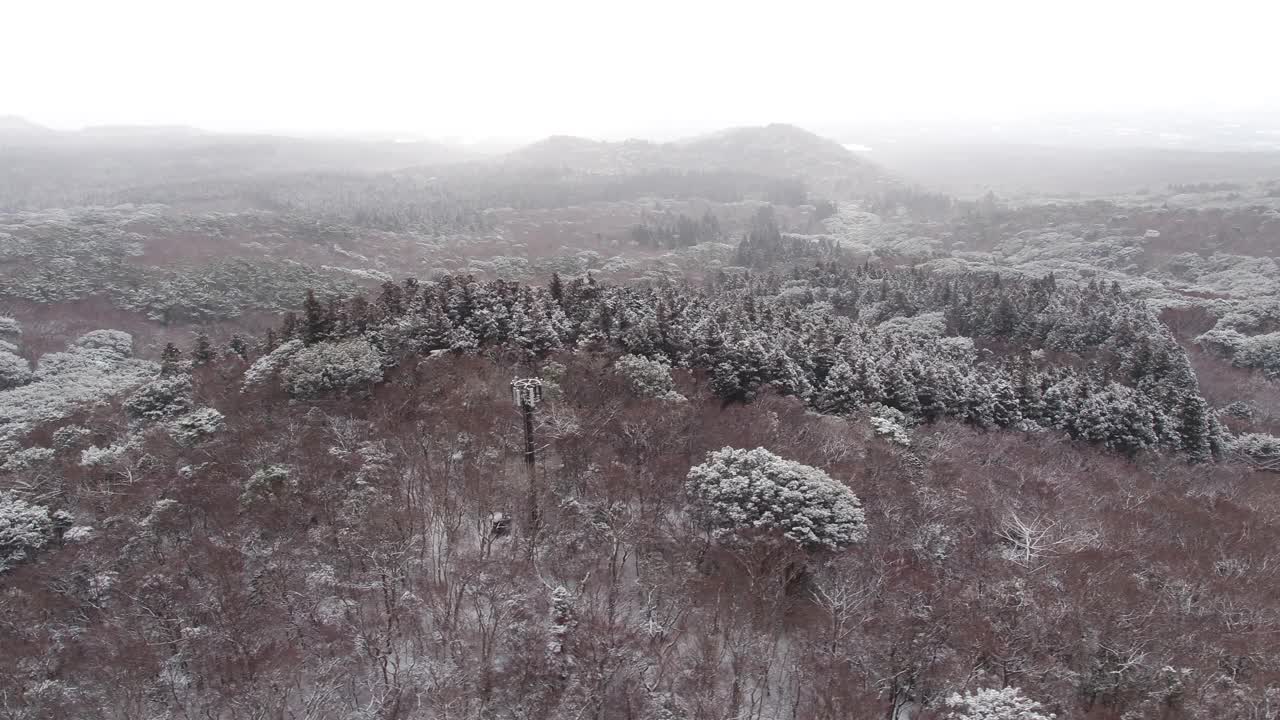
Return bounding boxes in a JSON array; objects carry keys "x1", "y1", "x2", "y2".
[{"x1": 2, "y1": 122, "x2": 1280, "y2": 720}]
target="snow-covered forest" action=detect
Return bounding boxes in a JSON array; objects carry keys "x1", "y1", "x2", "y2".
[{"x1": 2, "y1": 122, "x2": 1280, "y2": 720}]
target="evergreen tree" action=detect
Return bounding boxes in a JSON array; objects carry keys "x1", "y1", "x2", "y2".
[
  {"x1": 159, "y1": 343, "x2": 183, "y2": 376},
  {"x1": 524, "y1": 297, "x2": 563, "y2": 357},
  {"x1": 376, "y1": 280, "x2": 406, "y2": 319},
  {"x1": 280, "y1": 312, "x2": 300, "y2": 341},
  {"x1": 190, "y1": 333, "x2": 214, "y2": 366},
  {"x1": 228, "y1": 334, "x2": 249, "y2": 361},
  {"x1": 1177, "y1": 393, "x2": 1215, "y2": 463},
  {"x1": 419, "y1": 301, "x2": 454, "y2": 352},
  {"x1": 989, "y1": 374, "x2": 1022, "y2": 428},
  {"x1": 549, "y1": 272, "x2": 565, "y2": 307},
  {"x1": 817, "y1": 358, "x2": 861, "y2": 415},
  {"x1": 880, "y1": 357, "x2": 920, "y2": 415},
  {"x1": 302, "y1": 290, "x2": 329, "y2": 346},
  {"x1": 1013, "y1": 362, "x2": 1043, "y2": 421}
]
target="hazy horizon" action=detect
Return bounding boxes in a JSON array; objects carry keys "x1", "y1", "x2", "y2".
[{"x1": 6, "y1": 0, "x2": 1280, "y2": 144}]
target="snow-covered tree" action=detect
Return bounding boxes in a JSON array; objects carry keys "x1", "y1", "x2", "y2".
[
  {"x1": 1230, "y1": 432, "x2": 1280, "y2": 470},
  {"x1": 241, "y1": 465, "x2": 295, "y2": 505},
  {"x1": 614, "y1": 354, "x2": 683, "y2": 400},
  {"x1": 190, "y1": 333, "x2": 215, "y2": 365},
  {"x1": 281, "y1": 338, "x2": 384, "y2": 398},
  {"x1": 0, "y1": 349, "x2": 32, "y2": 390},
  {"x1": 0, "y1": 316, "x2": 20, "y2": 341},
  {"x1": 1, "y1": 331, "x2": 156, "y2": 445},
  {"x1": 242, "y1": 339, "x2": 303, "y2": 389},
  {"x1": 686, "y1": 447, "x2": 867, "y2": 549},
  {"x1": 816, "y1": 358, "x2": 862, "y2": 415},
  {"x1": 1, "y1": 492, "x2": 69, "y2": 573},
  {"x1": 168, "y1": 407, "x2": 226, "y2": 446},
  {"x1": 72, "y1": 329, "x2": 134, "y2": 359},
  {"x1": 124, "y1": 375, "x2": 194, "y2": 422},
  {"x1": 945, "y1": 687, "x2": 1054, "y2": 720}
]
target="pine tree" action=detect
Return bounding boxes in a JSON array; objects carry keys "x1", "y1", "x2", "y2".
[
  {"x1": 376, "y1": 280, "x2": 405, "y2": 319},
  {"x1": 160, "y1": 343, "x2": 183, "y2": 376},
  {"x1": 763, "y1": 342, "x2": 811, "y2": 399},
  {"x1": 190, "y1": 333, "x2": 214, "y2": 366},
  {"x1": 1101, "y1": 386, "x2": 1158, "y2": 456},
  {"x1": 280, "y1": 312, "x2": 299, "y2": 341},
  {"x1": 419, "y1": 301, "x2": 453, "y2": 352},
  {"x1": 620, "y1": 315, "x2": 660, "y2": 357},
  {"x1": 228, "y1": 334, "x2": 249, "y2": 361},
  {"x1": 346, "y1": 295, "x2": 372, "y2": 336},
  {"x1": 302, "y1": 290, "x2": 328, "y2": 346},
  {"x1": 525, "y1": 297, "x2": 563, "y2": 357},
  {"x1": 549, "y1": 272, "x2": 565, "y2": 307},
  {"x1": 989, "y1": 374, "x2": 1022, "y2": 428},
  {"x1": 446, "y1": 325, "x2": 478, "y2": 352},
  {"x1": 880, "y1": 358, "x2": 920, "y2": 416},
  {"x1": 1177, "y1": 392, "x2": 1215, "y2": 463},
  {"x1": 817, "y1": 358, "x2": 861, "y2": 415},
  {"x1": 693, "y1": 320, "x2": 726, "y2": 370},
  {"x1": 1014, "y1": 362, "x2": 1043, "y2": 421}
]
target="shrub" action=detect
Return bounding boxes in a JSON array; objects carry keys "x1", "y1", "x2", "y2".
[
  {"x1": 1230, "y1": 433, "x2": 1280, "y2": 469},
  {"x1": 870, "y1": 415, "x2": 912, "y2": 447},
  {"x1": 241, "y1": 465, "x2": 294, "y2": 505},
  {"x1": 945, "y1": 687, "x2": 1054, "y2": 720},
  {"x1": 281, "y1": 338, "x2": 384, "y2": 398},
  {"x1": 168, "y1": 407, "x2": 226, "y2": 446},
  {"x1": 1, "y1": 446, "x2": 55, "y2": 472},
  {"x1": 0, "y1": 316, "x2": 20, "y2": 340},
  {"x1": 51, "y1": 425, "x2": 92, "y2": 449},
  {"x1": 685, "y1": 447, "x2": 866, "y2": 549},
  {"x1": 80, "y1": 440, "x2": 136, "y2": 468}
]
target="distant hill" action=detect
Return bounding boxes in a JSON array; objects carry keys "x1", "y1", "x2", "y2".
[
  {"x1": 0, "y1": 129, "x2": 478, "y2": 211},
  {"x1": 0, "y1": 120, "x2": 472, "y2": 168},
  {"x1": 79, "y1": 124, "x2": 210, "y2": 139},
  {"x1": 0, "y1": 115, "x2": 55, "y2": 138},
  {"x1": 869, "y1": 142, "x2": 1280, "y2": 197},
  {"x1": 506, "y1": 124, "x2": 891, "y2": 198}
]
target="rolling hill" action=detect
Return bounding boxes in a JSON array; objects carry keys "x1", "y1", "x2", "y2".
[{"x1": 506, "y1": 123, "x2": 891, "y2": 198}]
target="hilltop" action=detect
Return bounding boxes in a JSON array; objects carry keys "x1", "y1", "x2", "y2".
[{"x1": 506, "y1": 123, "x2": 890, "y2": 198}]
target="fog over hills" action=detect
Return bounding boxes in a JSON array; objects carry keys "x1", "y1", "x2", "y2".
[
  {"x1": 4, "y1": 104, "x2": 1280, "y2": 720},
  {"x1": 504, "y1": 124, "x2": 889, "y2": 198}
]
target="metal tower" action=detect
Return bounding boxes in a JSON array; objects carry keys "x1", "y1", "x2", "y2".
[{"x1": 510, "y1": 378, "x2": 544, "y2": 555}]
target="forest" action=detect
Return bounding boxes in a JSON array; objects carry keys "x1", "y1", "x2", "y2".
[{"x1": 2, "y1": 121, "x2": 1280, "y2": 720}]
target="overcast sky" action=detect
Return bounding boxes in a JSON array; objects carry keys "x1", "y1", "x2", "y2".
[{"x1": 5, "y1": 0, "x2": 1278, "y2": 141}]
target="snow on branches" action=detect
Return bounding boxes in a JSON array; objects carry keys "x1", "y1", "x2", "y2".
[
  {"x1": 0, "y1": 330, "x2": 156, "y2": 445},
  {"x1": 614, "y1": 354, "x2": 686, "y2": 401},
  {"x1": 0, "y1": 492, "x2": 71, "y2": 574},
  {"x1": 945, "y1": 687, "x2": 1055, "y2": 720},
  {"x1": 281, "y1": 338, "x2": 384, "y2": 398},
  {"x1": 686, "y1": 447, "x2": 866, "y2": 549}
]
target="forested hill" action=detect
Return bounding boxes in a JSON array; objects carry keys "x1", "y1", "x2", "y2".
[
  {"x1": 2, "y1": 258, "x2": 1276, "y2": 720},
  {"x1": 254, "y1": 264, "x2": 1222, "y2": 460},
  {"x1": 505, "y1": 124, "x2": 888, "y2": 198}
]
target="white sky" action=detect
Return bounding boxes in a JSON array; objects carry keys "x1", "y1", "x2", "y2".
[{"x1": 3, "y1": 0, "x2": 1278, "y2": 140}]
